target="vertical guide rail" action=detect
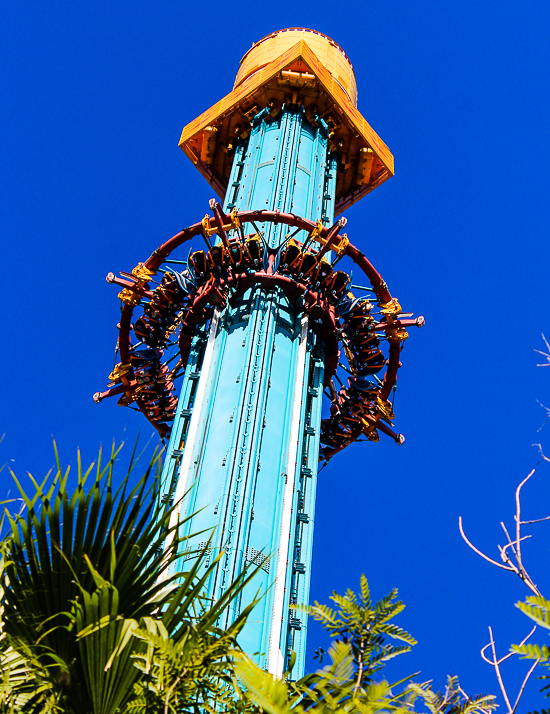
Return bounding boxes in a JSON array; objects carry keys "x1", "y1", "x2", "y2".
[
  {"x1": 167, "y1": 310, "x2": 221, "y2": 556},
  {"x1": 276, "y1": 338, "x2": 325, "y2": 677},
  {"x1": 268, "y1": 315, "x2": 309, "y2": 676}
]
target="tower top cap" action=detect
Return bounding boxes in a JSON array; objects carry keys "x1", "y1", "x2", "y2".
[{"x1": 234, "y1": 28, "x2": 358, "y2": 106}]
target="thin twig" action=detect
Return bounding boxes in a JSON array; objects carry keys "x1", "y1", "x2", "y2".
[
  {"x1": 481, "y1": 625, "x2": 537, "y2": 714},
  {"x1": 480, "y1": 643, "x2": 495, "y2": 666},
  {"x1": 500, "y1": 522, "x2": 517, "y2": 557},
  {"x1": 459, "y1": 517, "x2": 515, "y2": 572},
  {"x1": 499, "y1": 535, "x2": 531, "y2": 559},
  {"x1": 535, "y1": 400, "x2": 550, "y2": 432},
  {"x1": 533, "y1": 347, "x2": 550, "y2": 362},
  {"x1": 511, "y1": 657, "x2": 541, "y2": 714},
  {"x1": 516, "y1": 625, "x2": 537, "y2": 648},
  {"x1": 520, "y1": 515, "x2": 550, "y2": 524},
  {"x1": 487, "y1": 626, "x2": 512, "y2": 713},
  {"x1": 533, "y1": 331, "x2": 550, "y2": 366},
  {"x1": 498, "y1": 520, "x2": 532, "y2": 564},
  {"x1": 481, "y1": 625, "x2": 536, "y2": 666},
  {"x1": 164, "y1": 675, "x2": 181, "y2": 714},
  {"x1": 515, "y1": 470, "x2": 535, "y2": 573},
  {"x1": 534, "y1": 443, "x2": 550, "y2": 463},
  {"x1": 512, "y1": 469, "x2": 541, "y2": 595}
]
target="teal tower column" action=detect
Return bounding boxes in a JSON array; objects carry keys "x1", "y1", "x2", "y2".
[{"x1": 162, "y1": 104, "x2": 336, "y2": 677}]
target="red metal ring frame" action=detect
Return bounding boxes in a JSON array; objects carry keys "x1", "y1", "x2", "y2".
[{"x1": 99, "y1": 206, "x2": 423, "y2": 458}]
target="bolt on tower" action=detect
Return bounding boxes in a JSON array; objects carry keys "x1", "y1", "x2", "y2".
[{"x1": 97, "y1": 28, "x2": 422, "y2": 680}]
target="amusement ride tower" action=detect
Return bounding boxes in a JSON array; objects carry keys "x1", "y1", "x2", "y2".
[{"x1": 96, "y1": 28, "x2": 423, "y2": 679}]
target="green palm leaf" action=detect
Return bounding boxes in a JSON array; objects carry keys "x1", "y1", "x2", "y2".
[{"x1": 0, "y1": 440, "x2": 236, "y2": 712}]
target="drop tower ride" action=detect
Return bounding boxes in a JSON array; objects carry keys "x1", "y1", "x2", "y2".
[{"x1": 96, "y1": 28, "x2": 423, "y2": 679}]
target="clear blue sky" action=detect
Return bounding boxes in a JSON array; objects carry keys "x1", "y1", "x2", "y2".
[{"x1": 2, "y1": 1, "x2": 550, "y2": 709}]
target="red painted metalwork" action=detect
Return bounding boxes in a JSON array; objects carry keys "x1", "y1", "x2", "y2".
[{"x1": 95, "y1": 203, "x2": 424, "y2": 459}]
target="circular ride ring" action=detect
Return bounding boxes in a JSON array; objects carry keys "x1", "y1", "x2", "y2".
[{"x1": 95, "y1": 201, "x2": 424, "y2": 463}]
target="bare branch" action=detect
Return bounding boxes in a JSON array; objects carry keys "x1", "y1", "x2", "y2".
[
  {"x1": 487, "y1": 626, "x2": 513, "y2": 713},
  {"x1": 511, "y1": 657, "x2": 541, "y2": 714},
  {"x1": 481, "y1": 625, "x2": 540, "y2": 714},
  {"x1": 500, "y1": 535, "x2": 531, "y2": 558},
  {"x1": 520, "y1": 515, "x2": 550, "y2": 524},
  {"x1": 499, "y1": 522, "x2": 532, "y2": 561},
  {"x1": 534, "y1": 332, "x2": 550, "y2": 366},
  {"x1": 533, "y1": 443, "x2": 550, "y2": 463},
  {"x1": 497, "y1": 544, "x2": 512, "y2": 566},
  {"x1": 500, "y1": 521, "x2": 517, "y2": 557},
  {"x1": 481, "y1": 626, "x2": 537, "y2": 714},
  {"x1": 533, "y1": 333, "x2": 550, "y2": 366},
  {"x1": 507, "y1": 469, "x2": 542, "y2": 595},
  {"x1": 515, "y1": 470, "x2": 535, "y2": 573},
  {"x1": 469, "y1": 451, "x2": 550, "y2": 591},
  {"x1": 517, "y1": 624, "x2": 537, "y2": 647},
  {"x1": 480, "y1": 643, "x2": 494, "y2": 666},
  {"x1": 459, "y1": 517, "x2": 515, "y2": 572},
  {"x1": 481, "y1": 625, "x2": 536, "y2": 667},
  {"x1": 535, "y1": 400, "x2": 550, "y2": 432}
]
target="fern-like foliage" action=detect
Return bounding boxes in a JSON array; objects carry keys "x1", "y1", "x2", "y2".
[
  {"x1": 235, "y1": 643, "x2": 397, "y2": 714},
  {"x1": 0, "y1": 635, "x2": 61, "y2": 714},
  {"x1": 0, "y1": 454, "x2": 497, "y2": 714},
  {"x1": 516, "y1": 596, "x2": 550, "y2": 631},
  {"x1": 407, "y1": 676, "x2": 496, "y2": 714},
  {"x1": 236, "y1": 576, "x2": 496, "y2": 714},
  {"x1": 126, "y1": 618, "x2": 255, "y2": 714},
  {"x1": 0, "y1": 540, "x2": 60, "y2": 713},
  {"x1": 236, "y1": 635, "x2": 496, "y2": 714},
  {"x1": 121, "y1": 549, "x2": 261, "y2": 713},
  {"x1": 298, "y1": 573, "x2": 416, "y2": 689}
]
